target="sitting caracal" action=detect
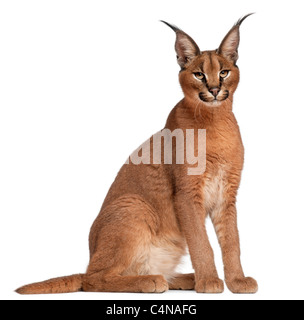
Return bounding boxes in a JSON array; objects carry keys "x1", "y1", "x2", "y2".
[{"x1": 17, "y1": 14, "x2": 258, "y2": 295}]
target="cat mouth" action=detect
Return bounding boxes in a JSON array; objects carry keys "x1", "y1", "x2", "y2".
[{"x1": 199, "y1": 91, "x2": 229, "y2": 103}]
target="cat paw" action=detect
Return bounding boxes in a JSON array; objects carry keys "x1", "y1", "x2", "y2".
[
  {"x1": 169, "y1": 273, "x2": 195, "y2": 290},
  {"x1": 141, "y1": 275, "x2": 169, "y2": 293},
  {"x1": 195, "y1": 278, "x2": 224, "y2": 293},
  {"x1": 226, "y1": 277, "x2": 258, "y2": 294}
]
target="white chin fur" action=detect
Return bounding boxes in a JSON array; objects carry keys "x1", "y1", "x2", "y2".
[{"x1": 205, "y1": 100, "x2": 222, "y2": 107}]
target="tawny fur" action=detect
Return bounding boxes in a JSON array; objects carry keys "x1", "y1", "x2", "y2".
[{"x1": 16, "y1": 15, "x2": 258, "y2": 295}]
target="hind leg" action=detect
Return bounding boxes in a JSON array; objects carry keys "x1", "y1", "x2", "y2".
[
  {"x1": 84, "y1": 196, "x2": 170, "y2": 293},
  {"x1": 168, "y1": 273, "x2": 195, "y2": 290}
]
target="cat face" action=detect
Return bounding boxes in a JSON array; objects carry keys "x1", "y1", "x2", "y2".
[
  {"x1": 162, "y1": 14, "x2": 252, "y2": 107},
  {"x1": 179, "y1": 51, "x2": 240, "y2": 106}
]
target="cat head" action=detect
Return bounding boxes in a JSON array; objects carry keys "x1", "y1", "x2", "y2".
[{"x1": 162, "y1": 14, "x2": 253, "y2": 107}]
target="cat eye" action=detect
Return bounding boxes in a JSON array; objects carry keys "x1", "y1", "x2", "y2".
[
  {"x1": 194, "y1": 72, "x2": 205, "y2": 80},
  {"x1": 220, "y1": 70, "x2": 230, "y2": 78}
]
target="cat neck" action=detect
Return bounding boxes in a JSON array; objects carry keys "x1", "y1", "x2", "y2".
[{"x1": 182, "y1": 96, "x2": 234, "y2": 123}]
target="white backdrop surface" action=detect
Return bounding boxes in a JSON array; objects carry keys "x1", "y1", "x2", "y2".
[{"x1": 0, "y1": 0, "x2": 303, "y2": 300}]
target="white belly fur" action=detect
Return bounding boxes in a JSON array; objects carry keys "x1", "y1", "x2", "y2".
[{"x1": 124, "y1": 236, "x2": 186, "y2": 282}]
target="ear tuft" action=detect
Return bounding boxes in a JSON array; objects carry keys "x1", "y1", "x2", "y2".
[
  {"x1": 235, "y1": 13, "x2": 255, "y2": 28},
  {"x1": 217, "y1": 13, "x2": 254, "y2": 64},
  {"x1": 160, "y1": 20, "x2": 180, "y2": 33},
  {"x1": 161, "y1": 21, "x2": 201, "y2": 69}
]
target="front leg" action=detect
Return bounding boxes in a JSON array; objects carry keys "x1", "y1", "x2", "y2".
[
  {"x1": 211, "y1": 203, "x2": 258, "y2": 293},
  {"x1": 175, "y1": 191, "x2": 224, "y2": 293}
]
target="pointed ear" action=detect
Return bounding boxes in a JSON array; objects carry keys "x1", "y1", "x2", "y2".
[
  {"x1": 161, "y1": 21, "x2": 201, "y2": 69},
  {"x1": 217, "y1": 13, "x2": 254, "y2": 63}
]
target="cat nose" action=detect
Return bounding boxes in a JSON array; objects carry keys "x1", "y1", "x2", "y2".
[{"x1": 209, "y1": 87, "x2": 220, "y2": 97}]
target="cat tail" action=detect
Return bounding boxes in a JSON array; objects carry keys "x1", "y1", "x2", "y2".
[{"x1": 15, "y1": 274, "x2": 84, "y2": 295}]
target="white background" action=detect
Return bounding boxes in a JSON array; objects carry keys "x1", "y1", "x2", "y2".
[{"x1": 1, "y1": 0, "x2": 303, "y2": 301}]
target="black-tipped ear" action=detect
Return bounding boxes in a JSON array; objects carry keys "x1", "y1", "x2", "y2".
[
  {"x1": 217, "y1": 13, "x2": 254, "y2": 63},
  {"x1": 161, "y1": 21, "x2": 201, "y2": 69}
]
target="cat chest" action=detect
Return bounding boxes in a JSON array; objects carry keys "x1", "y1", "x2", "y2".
[{"x1": 203, "y1": 166, "x2": 227, "y2": 216}]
